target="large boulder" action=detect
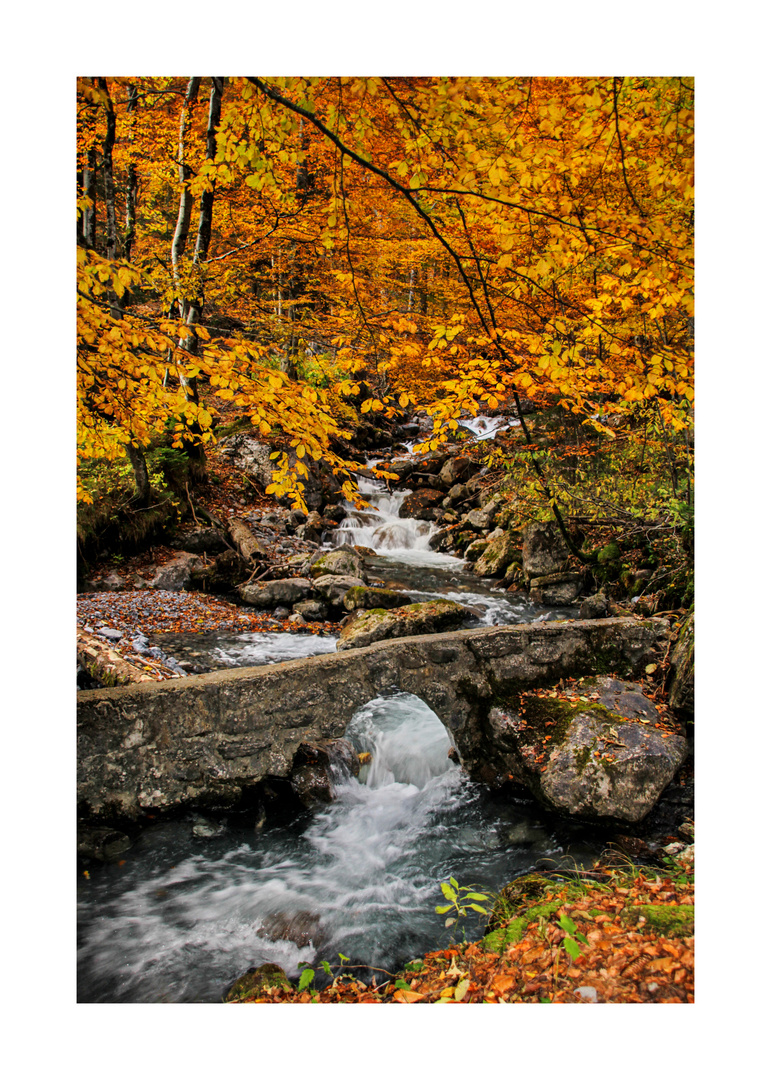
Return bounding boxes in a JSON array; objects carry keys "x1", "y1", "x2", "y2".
[
  {"x1": 219, "y1": 434, "x2": 275, "y2": 487},
  {"x1": 238, "y1": 578, "x2": 313, "y2": 608},
  {"x1": 474, "y1": 531, "x2": 517, "y2": 577},
  {"x1": 313, "y1": 574, "x2": 367, "y2": 607},
  {"x1": 342, "y1": 586, "x2": 405, "y2": 612},
  {"x1": 309, "y1": 545, "x2": 367, "y2": 580},
  {"x1": 464, "y1": 498, "x2": 502, "y2": 532},
  {"x1": 398, "y1": 488, "x2": 446, "y2": 519},
  {"x1": 148, "y1": 554, "x2": 204, "y2": 592},
  {"x1": 337, "y1": 599, "x2": 468, "y2": 651},
  {"x1": 528, "y1": 571, "x2": 583, "y2": 605},
  {"x1": 438, "y1": 454, "x2": 475, "y2": 489},
  {"x1": 521, "y1": 522, "x2": 569, "y2": 579},
  {"x1": 487, "y1": 677, "x2": 688, "y2": 822}
]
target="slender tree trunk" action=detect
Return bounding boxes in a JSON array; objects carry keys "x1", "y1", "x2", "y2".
[
  {"x1": 82, "y1": 146, "x2": 97, "y2": 248},
  {"x1": 173, "y1": 77, "x2": 225, "y2": 478},
  {"x1": 97, "y1": 78, "x2": 118, "y2": 261},
  {"x1": 170, "y1": 77, "x2": 202, "y2": 303},
  {"x1": 123, "y1": 86, "x2": 139, "y2": 261}
]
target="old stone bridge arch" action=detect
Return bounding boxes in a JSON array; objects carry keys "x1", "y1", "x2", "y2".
[{"x1": 77, "y1": 618, "x2": 669, "y2": 819}]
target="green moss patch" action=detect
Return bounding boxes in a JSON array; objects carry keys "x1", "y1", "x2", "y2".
[
  {"x1": 482, "y1": 899, "x2": 563, "y2": 952},
  {"x1": 623, "y1": 904, "x2": 694, "y2": 937}
]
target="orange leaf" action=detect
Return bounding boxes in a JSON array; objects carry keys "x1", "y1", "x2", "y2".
[{"x1": 491, "y1": 974, "x2": 516, "y2": 995}]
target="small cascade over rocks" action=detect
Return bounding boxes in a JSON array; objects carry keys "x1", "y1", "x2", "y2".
[{"x1": 332, "y1": 476, "x2": 447, "y2": 563}]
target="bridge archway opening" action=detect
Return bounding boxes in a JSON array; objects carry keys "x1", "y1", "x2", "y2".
[{"x1": 344, "y1": 692, "x2": 459, "y2": 791}]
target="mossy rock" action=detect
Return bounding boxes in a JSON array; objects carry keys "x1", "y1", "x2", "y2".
[
  {"x1": 597, "y1": 542, "x2": 621, "y2": 565},
  {"x1": 223, "y1": 962, "x2": 291, "y2": 1002},
  {"x1": 342, "y1": 585, "x2": 404, "y2": 612},
  {"x1": 487, "y1": 872, "x2": 557, "y2": 930},
  {"x1": 622, "y1": 904, "x2": 694, "y2": 937}
]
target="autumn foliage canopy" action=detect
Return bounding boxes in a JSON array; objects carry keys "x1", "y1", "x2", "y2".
[{"x1": 76, "y1": 76, "x2": 693, "y2": 509}]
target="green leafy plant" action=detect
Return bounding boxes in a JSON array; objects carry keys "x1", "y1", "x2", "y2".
[
  {"x1": 557, "y1": 913, "x2": 589, "y2": 961},
  {"x1": 297, "y1": 952, "x2": 351, "y2": 993},
  {"x1": 435, "y1": 877, "x2": 492, "y2": 935}
]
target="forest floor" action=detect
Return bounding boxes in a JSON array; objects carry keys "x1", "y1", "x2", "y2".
[{"x1": 226, "y1": 861, "x2": 695, "y2": 1005}]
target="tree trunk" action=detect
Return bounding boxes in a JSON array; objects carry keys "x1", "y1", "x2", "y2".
[
  {"x1": 97, "y1": 78, "x2": 118, "y2": 260},
  {"x1": 125, "y1": 442, "x2": 152, "y2": 505},
  {"x1": 170, "y1": 77, "x2": 202, "y2": 296},
  {"x1": 123, "y1": 86, "x2": 139, "y2": 261},
  {"x1": 174, "y1": 77, "x2": 225, "y2": 479},
  {"x1": 82, "y1": 146, "x2": 97, "y2": 248}
]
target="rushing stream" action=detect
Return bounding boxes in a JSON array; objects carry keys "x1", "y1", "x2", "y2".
[{"x1": 78, "y1": 417, "x2": 597, "y2": 1003}]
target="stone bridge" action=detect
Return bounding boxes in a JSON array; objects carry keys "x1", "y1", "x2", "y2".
[{"x1": 77, "y1": 617, "x2": 670, "y2": 819}]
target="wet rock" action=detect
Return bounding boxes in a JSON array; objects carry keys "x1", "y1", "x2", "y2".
[
  {"x1": 464, "y1": 537, "x2": 490, "y2": 562},
  {"x1": 529, "y1": 571, "x2": 583, "y2": 605},
  {"x1": 257, "y1": 912, "x2": 326, "y2": 950},
  {"x1": 385, "y1": 458, "x2": 415, "y2": 482},
  {"x1": 398, "y1": 488, "x2": 446, "y2": 519},
  {"x1": 192, "y1": 817, "x2": 227, "y2": 838},
  {"x1": 323, "y1": 504, "x2": 347, "y2": 524},
  {"x1": 438, "y1": 455, "x2": 475, "y2": 488},
  {"x1": 313, "y1": 574, "x2": 367, "y2": 608},
  {"x1": 223, "y1": 962, "x2": 292, "y2": 1002},
  {"x1": 446, "y1": 482, "x2": 469, "y2": 503},
  {"x1": 77, "y1": 826, "x2": 132, "y2": 861},
  {"x1": 342, "y1": 585, "x2": 406, "y2": 612},
  {"x1": 309, "y1": 545, "x2": 367, "y2": 580},
  {"x1": 428, "y1": 525, "x2": 460, "y2": 553},
  {"x1": 582, "y1": 676, "x2": 660, "y2": 721},
  {"x1": 474, "y1": 532, "x2": 517, "y2": 577},
  {"x1": 239, "y1": 578, "x2": 314, "y2": 608},
  {"x1": 522, "y1": 522, "x2": 569, "y2": 579},
  {"x1": 95, "y1": 627, "x2": 123, "y2": 642},
  {"x1": 411, "y1": 451, "x2": 450, "y2": 475},
  {"x1": 337, "y1": 599, "x2": 467, "y2": 651},
  {"x1": 290, "y1": 738, "x2": 360, "y2": 805},
  {"x1": 293, "y1": 599, "x2": 329, "y2": 621},
  {"x1": 464, "y1": 501, "x2": 500, "y2": 531}
]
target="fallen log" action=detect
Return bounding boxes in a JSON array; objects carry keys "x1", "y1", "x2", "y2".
[{"x1": 227, "y1": 517, "x2": 268, "y2": 564}]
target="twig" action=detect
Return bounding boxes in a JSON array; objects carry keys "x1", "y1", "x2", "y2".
[{"x1": 185, "y1": 482, "x2": 201, "y2": 526}]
